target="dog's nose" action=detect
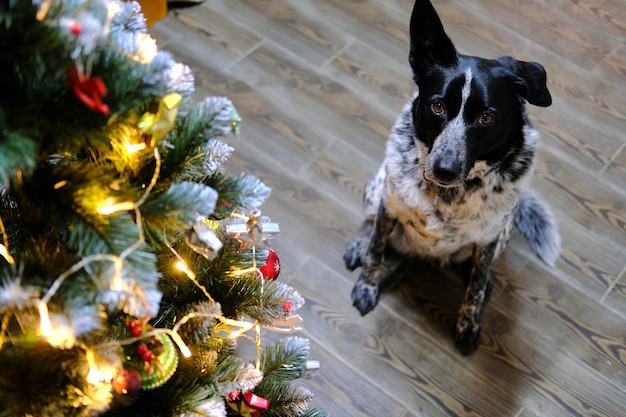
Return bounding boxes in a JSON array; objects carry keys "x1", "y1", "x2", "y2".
[{"x1": 433, "y1": 155, "x2": 461, "y2": 182}]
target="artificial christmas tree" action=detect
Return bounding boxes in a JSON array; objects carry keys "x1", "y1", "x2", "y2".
[{"x1": 0, "y1": 1, "x2": 328, "y2": 416}]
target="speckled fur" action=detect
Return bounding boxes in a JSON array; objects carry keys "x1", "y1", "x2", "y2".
[
  {"x1": 345, "y1": 0, "x2": 560, "y2": 355},
  {"x1": 367, "y1": 94, "x2": 535, "y2": 263}
]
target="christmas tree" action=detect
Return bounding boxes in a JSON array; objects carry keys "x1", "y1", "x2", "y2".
[{"x1": 0, "y1": 1, "x2": 328, "y2": 416}]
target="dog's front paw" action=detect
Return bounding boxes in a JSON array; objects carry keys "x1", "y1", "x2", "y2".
[
  {"x1": 351, "y1": 280, "x2": 379, "y2": 316},
  {"x1": 455, "y1": 320, "x2": 481, "y2": 355},
  {"x1": 344, "y1": 238, "x2": 364, "y2": 271}
]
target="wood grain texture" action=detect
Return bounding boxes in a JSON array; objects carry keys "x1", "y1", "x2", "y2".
[{"x1": 150, "y1": 0, "x2": 626, "y2": 415}]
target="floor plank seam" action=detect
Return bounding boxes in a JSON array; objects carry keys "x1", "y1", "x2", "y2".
[
  {"x1": 590, "y1": 39, "x2": 622, "y2": 76},
  {"x1": 319, "y1": 37, "x2": 357, "y2": 70},
  {"x1": 600, "y1": 264, "x2": 625, "y2": 303},
  {"x1": 512, "y1": 406, "x2": 526, "y2": 417},
  {"x1": 224, "y1": 39, "x2": 265, "y2": 72},
  {"x1": 597, "y1": 142, "x2": 625, "y2": 179}
]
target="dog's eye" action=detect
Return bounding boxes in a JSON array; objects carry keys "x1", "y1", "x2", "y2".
[
  {"x1": 431, "y1": 101, "x2": 445, "y2": 115},
  {"x1": 479, "y1": 112, "x2": 494, "y2": 126}
]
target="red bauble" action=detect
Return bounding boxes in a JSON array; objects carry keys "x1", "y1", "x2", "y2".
[
  {"x1": 127, "y1": 319, "x2": 143, "y2": 338},
  {"x1": 259, "y1": 249, "x2": 280, "y2": 280},
  {"x1": 113, "y1": 368, "x2": 142, "y2": 395},
  {"x1": 70, "y1": 21, "x2": 81, "y2": 36}
]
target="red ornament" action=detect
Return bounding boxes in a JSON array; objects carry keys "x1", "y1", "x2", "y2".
[
  {"x1": 70, "y1": 21, "x2": 81, "y2": 36},
  {"x1": 136, "y1": 343, "x2": 155, "y2": 363},
  {"x1": 113, "y1": 368, "x2": 142, "y2": 395},
  {"x1": 259, "y1": 249, "x2": 280, "y2": 280},
  {"x1": 127, "y1": 319, "x2": 143, "y2": 338},
  {"x1": 243, "y1": 391, "x2": 270, "y2": 411},
  {"x1": 282, "y1": 300, "x2": 294, "y2": 314},
  {"x1": 67, "y1": 66, "x2": 109, "y2": 115}
]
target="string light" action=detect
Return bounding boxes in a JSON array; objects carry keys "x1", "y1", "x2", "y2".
[
  {"x1": 97, "y1": 199, "x2": 135, "y2": 215},
  {"x1": 175, "y1": 261, "x2": 195, "y2": 280},
  {"x1": 165, "y1": 237, "x2": 215, "y2": 303},
  {"x1": 0, "y1": 245, "x2": 13, "y2": 265},
  {"x1": 134, "y1": 33, "x2": 157, "y2": 64},
  {"x1": 53, "y1": 180, "x2": 68, "y2": 189},
  {"x1": 124, "y1": 140, "x2": 147, "y2": 154},
  {"x1": 38, "y1": 148, "x2": 162, "y2": 342},
  {"x1": 0, "y1": 218, "x2": 14, "y2": 264},
  {"x1": 36, "y1": 0, "x2": 53, "y2": 21}
]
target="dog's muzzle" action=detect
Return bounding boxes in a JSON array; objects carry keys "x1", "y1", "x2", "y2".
[{"x1": 424, "y1": 155, "x2": 466, "y2": 188}]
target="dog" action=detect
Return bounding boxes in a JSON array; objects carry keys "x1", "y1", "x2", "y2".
[{"x1": 343, "y1": 0, "x2": 561, "y2": 355}]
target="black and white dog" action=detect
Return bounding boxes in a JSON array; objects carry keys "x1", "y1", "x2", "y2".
[{"x1": 344, "y1": 0, "x2": 560, "y2": 355}]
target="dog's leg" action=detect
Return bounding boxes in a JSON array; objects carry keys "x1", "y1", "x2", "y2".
[
  {"x1": 345, "y1": 164, "x2": 387, "y2": 271},
  {"x1": 351, "y1": 202, "x2": 397, "y2": 315},
  {"x1": 455, "y1": 240, "x2": 497, "y2": 355},
  {"x1": 343, "y1": 219, "x2": 374, "y2": 271}
]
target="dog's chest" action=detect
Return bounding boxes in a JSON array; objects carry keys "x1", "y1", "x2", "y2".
[{"x1": 385, "y1": 175, "x2": 516, "y2": 259}]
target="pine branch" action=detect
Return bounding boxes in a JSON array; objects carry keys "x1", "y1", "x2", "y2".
[
  {"x1": 204, "y1": 173, "x2": 270, "y2": 220},
  {"x1": 259, "y1": 337, "x2": 310, "y2": 383},
  {"x1": 142, "y1": 181, "x2": 218, "y2": 237},
  {"x1": 254, "y1": 382, "x2": 313, "y2": 417}
]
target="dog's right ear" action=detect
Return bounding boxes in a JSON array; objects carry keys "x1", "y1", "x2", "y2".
[{"x1": 409, "y1": 0, "x2": 458, "y2": 81}]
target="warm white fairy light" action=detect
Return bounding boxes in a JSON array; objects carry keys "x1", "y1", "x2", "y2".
[
  {"x1": 176, "y1": 261, "x2": 195, "y2": 280},
  {"x1": 124, "y1": 140, "x2": 147, "y2": 154},
  {"x1": 0, "y1": 218, "x2": 14, "y2": 265},
  {"x1": 38, "y1": 301, "x2": 53, "y2": 336},
  {"x1": 38, "y1": 148, "x2": 162, "y2": 342},
  {"x1": 230, "y1": 267, "x2": 258, "y2": 277},
  {"x1": 165, "y1": 237, "x2": 215, "y2": 303},
  {"x1": 35, "y1": 0, "x2": 53, "y2": 21},
  {"x1": 97, "y1": 199, "x2": 135, "y2": 215},
  {"x1": 0, "y1": 245, "x2": 14, "y2": 265},
  {"x1": 134, "y1": 33, "x2": 157, "y2": 64},
  {"x1": 53, "y1": 180, "x2": 68, "y2": 189}
]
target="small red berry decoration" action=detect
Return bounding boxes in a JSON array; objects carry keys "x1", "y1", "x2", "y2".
[
  {"x1": 259, "y1": 248, "x2": 280, "y2": 280},
  {"x1": 126, "y1": 317, "x2": 146, "y2": 338},
  {"x1": 70, "y1": 21, "x2": 81, "y2": 36},
  {"x1": 282, "y1": 300, "x2": 293, "y2": 314},
  {"x1": 136, "y1": 343, "x2": 155, "y2": 366}
]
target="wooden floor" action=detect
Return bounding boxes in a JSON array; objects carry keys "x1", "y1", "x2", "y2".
[{"x1": 150, "y1": 1, "x2": 626, "y2": 416}]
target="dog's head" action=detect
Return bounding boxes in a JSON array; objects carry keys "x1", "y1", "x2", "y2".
[{"x1": 409, "y1": 0, "x2": 552, "y2": 188}]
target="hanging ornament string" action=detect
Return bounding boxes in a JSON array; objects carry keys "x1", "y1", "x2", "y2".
[{"x1": 225, "y1": 210, "x2": 281, "y2": 369}]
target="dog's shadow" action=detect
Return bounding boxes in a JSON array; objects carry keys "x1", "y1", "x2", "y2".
[{"x1": 378, "y1": 255, "x2": 490, "y2": 345}]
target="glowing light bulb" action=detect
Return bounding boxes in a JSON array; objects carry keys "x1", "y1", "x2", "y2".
[
  {"x1": 53, "y1": 180, "x2": 68, "y2": 189},
  {"x1": 98, "y1": 199, "x2": 135, "y2": 215},
  {"x1": 124, "y1": 141, "x2": 147, "y2": 154},
  {"x1": 0, "y1": 244, "x2": 14, "y2": 264},
  {"x1": 136, "y1": 34, "x2": 158, "y2": 64},
  {"x1": 176, "y1": 261, "x2": 196, "y2": 280},
  {"x1": 38, "y1": 302, "x2": 52, "y2": 336}
]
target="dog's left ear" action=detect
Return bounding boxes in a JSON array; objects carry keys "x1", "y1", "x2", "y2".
[
  {"x1": 409, "y1": 0, "x2": 458, "y2": 81},
  {"x1": 497, "y1": 56, "x2": 552, "y2": 107}
]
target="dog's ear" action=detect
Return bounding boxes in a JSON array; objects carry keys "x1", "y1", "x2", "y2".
[
  {"x1": 409, "y1": 0, "x2": 458, "y2": 80},
  {"x1": 497, "y1": 56, "x2": 552, "y2": 107}
]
